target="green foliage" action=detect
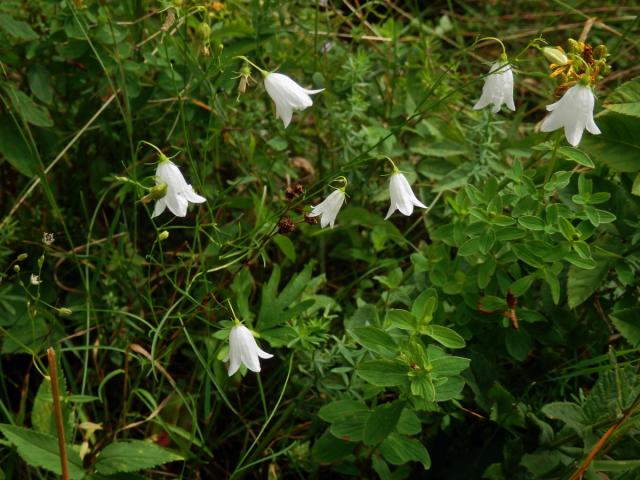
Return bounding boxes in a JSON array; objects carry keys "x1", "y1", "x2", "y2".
[{"x1": 0, "y1": 0, "x2": 639, "y2": 479}]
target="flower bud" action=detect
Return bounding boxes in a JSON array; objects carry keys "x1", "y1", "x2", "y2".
[
  {"x1": 37, "y1": 254, "x2": 44, "y2": 269},
  {"x1": 13, "y1": 265, "x2": 20, "y2": 273},
  {"x1": 159, "y1": 230, "x2": 170, "y2": 240},
  {"x1": 57, "y1": 307, "x2": 73, "y2": 317},
  {"x1": 567, "y1": 38, "x2": 582, "y2": 53},
  {"x1": 542, "y1": 47, "x2": 568, "y2": 65},
  {"x1": 197, "y1": 23, "x2": 211, "y2": 39},
  {"x1": 141, "y1": 183, "x2": 168, "y2": 204},
  {"x1": 17, "y1": 253, "x2": 28, "y2": 261},
  {"x1": 593, "y1": 45, "x2": 608, "y2": 60}
]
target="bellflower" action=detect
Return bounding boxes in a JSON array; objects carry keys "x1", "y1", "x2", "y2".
[
  {"x1": 540, "y1": 83, "x2": 601, "y2": 147},
  {"x1": 152, "y1": 159, "x2": 206, "y2": 218},
  {"x1": 473, "y1": 60, "x2": 515, "y2": 113},
  {"x1": 225, "y1": 324, "x2": 273, "y2": 376},
  {"x1": 309, "y1": 180, "x2": 347, "y2": 228},
  {"x1": 264, "y1": 72, "x2": 324, "y2": 128},
  {"x1": 385, "y1": 169, "x2": 427, "y2": 220}
]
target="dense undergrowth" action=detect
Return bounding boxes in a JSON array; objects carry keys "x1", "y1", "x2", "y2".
[{"x1": 1, "y1": 1, "x2": 640, "y2": 479}]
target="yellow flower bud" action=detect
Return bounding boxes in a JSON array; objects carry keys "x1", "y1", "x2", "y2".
[{"x1": 159, "y1": 231, "x2": 170, "y2": 241}]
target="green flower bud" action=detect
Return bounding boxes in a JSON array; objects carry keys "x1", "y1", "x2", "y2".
[
  {"x1": 542, "y1": 47, "x2": 568, "y2": 65},
  {"x1": 57, "y1": 307, "x2": 73, "y2": 317},
  {"x1": 593, "y1": 45, "x2": 608, "y2": 60},
  {"x1": 13, "y1": 265, "x2": 20, "y2": 273},
  {"x1": 159, "y1": 230, "x2": 170, "y2": 240},
  {"x1": 17, "y1": 253, "x2": 28, "y2": 261}
]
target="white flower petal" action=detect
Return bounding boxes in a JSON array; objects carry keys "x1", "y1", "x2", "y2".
[
  {"x1": 539, "y1": 84, "x2": 599, "y2": 146},
  {"x1": 386, "y1": 172, "x2": 426, "y2": 219},
  {"x1": 473, "y1": 62, "x2": 515, "y2": 113},
  {"x1": 264, "y1": 72, "x2": 323, "y2": 128},
  {"x1": 152, "y1": 160, "x2": 206, "y2": 218},
  {"x1": 310, "y1": 189, "x2": 345, "y2": 229},
  {"x1": 226, "y1": 325, "x2": 273, "y2": 376}
]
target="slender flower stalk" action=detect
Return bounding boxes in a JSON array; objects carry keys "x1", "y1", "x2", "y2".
[
  {"x1": 385, "y1": 160, "x2": 427, "y2": 219},
  {"x1": 309, "y1": 177, "x2": 347, "y2": 228},
  {"x1": 540, "y1": 80, "x2": 601, "y2": 146},
  {"x1": 225, "y1": 324, "x2": 273, "y2": 376},
  {"x1": 152, "y1": 158, "x2": 206, "y2": 218}
]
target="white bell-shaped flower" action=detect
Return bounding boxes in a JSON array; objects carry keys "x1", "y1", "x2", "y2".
[
  {"x1": 264, "y1": 72, "x2": 324, "y2": 128},
  {"x1": 473, "y1": 60, "x2": 515, "y2": 113},
  {"x1": 309, "y1": 182, "x2": 347, "y2": 229},
  {"x1": 386, "y1": 171, "x2": 427, "y2": 219},
  {"x1": 225, "y1": 324, "x2": 273, "y2": 376},
  {"x1": 152, "y1": 159, "x2": 206, "y2": 218},
  {"x1": 540, "y1": 83, "x2": 601, "y2": 147}
]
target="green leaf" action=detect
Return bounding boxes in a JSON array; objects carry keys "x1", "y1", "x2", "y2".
[
  {"x1": 410, "y1": 288, "x2": 438, "y2": 325},
  {"x1": 0, "y1": 115, "x2": 38, "y2": 176},
  {"x1": 94, "y1": 441, "x2": 183, "y2": 475},
  {"x1": 512, "y1": 244, "x2": 544, "y2": 268},
  {"x1": 357, "y1": 360, "x2": 410, "y2": 387},
  {"x1": 505, "y1": 328, "x2": 531, "y2": 361},
  {"x1": 351, "y1": 326, "x2": 397, "y2": 358},
  {"x1": 363, "y1": 401, "x2": 405, "y2": 446},
  {"x1": 610, "y1": 308, "x2": 640, "y2": 347},
  {"x1": 458, "y1": 237, "x2": 481, "y2": 256},
  {"x1": 422, "y1": 325, "x2": 465, "y2": 349},
  {"x1": 477, "y1": 295, "x2": 507, "y2": 311},
  {"x1": 0, "y1": 424, "x2": 85, "y2": 479},
  {"x1": 557, "y1": 146, "x2": 594, "y2": 168},
  {"x1": 510, "y1": 275, "x2": 534, "y2": 296},
  {"x1": 430, "y1": 355, "x2": 470, "y2": 376},
  {"x1": 311, "y1": 431, "x2": 355, "y2": 462},
  {"x1": 379, "y1": 433, "x2": 431, "y2": 469},
  {"x1": 396, "y1": 409, "x2": 421, "y2": 435},
  {"x1": 385, "y1": 309, "x2": 416, "y2": 331},
  {"x1": 329, "y1": 415, "x2": 369, "y2": 442},
  {"x1": 0, "y1": 13, "x2": 38, "y2": 41},
  {"x1": 318, "y1": 400, "x2": 369, "y2": 423},
  {"x1": 603, "y1": 77, "x2": 640, "y2": 118},
  {"x1": 5, "y1": 85, "x2": 54, "y2": 127},
  {"x1": 517, "y1": 215, "x2": 545, "y2": 231},
  {"x1": 272, "y1": 234, "x2": 296, "y2": 262},
  {"x1": 583, "y1": 114, "x2": 640, "y2": 172},
  {"x1": 257, "y1": 263, "x2": 315, "y2": 328},
  {"x1": 567, "y1": 258, "x2": 610, "y2": 309}
]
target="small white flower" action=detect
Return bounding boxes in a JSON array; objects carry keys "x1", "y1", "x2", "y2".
[
  {"x1": 540, "y1": 83, "x2": 601, "y2": 147},
  {"x1": 264, "y1": 72, "x2": 324, "y2": 128},
  {"x1": 30, "y1": 274, "x2": 41, "y2": 285},
  {"x1": 224, "y1": 324, "x2": 273, "y2": 376},
  {"x1": 152, "y1": 160, "x2": 206, "y2": 218},
  {"x1": 42, "y1": 232, "x2": 55, "y2": 246},
  {"x1": 385, "y1": 171, "x2": 427, "y2": 219},
  {"x1": 473, "y1": 61, "x2": 515, "y2": 113},
  {"x1": 309, "y1": 188, "x2": 346, "y2": 229}
]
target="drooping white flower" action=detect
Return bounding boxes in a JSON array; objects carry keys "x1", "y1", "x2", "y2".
[
  {"x1": 224, "y1": 324, "x2": 273, "y2": 376},
  {"x1": 473, "y1": 61, "x2": 515, "y2": 113},
  {"x1": 385, "y1": 171, "x2": 427, "y2": 220},
  {"x1": 309, "y1": 188, "x2": 346, "y2": 229},
  {"x1": 30, "y1": 274, "x2": 42, "y2": 285},
  {"x1": 152, "y1": 160, "x2": 206, "y2": 218},
  {"x1": 540, "y1": 83, "x2": 601, "y2": 147},
  {"x1": 264, "y1": 72, "x2": 324, "y2": 128}
]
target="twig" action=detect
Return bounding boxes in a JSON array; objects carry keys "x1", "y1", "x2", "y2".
[
  {"x1": 569, "y1": 391, "x2": 640, "y2": 480},
  {"x1": 47, "y1": 347, "x2": 70, "y2": 480}
]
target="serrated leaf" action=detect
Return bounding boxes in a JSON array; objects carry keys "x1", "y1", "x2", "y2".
[
  {"x1": 95, "y1": 441, "x2": 183, "y2": 475},
  {"x1": 603, "y1": 78, "x2": 640, "y2": 118},
  {"x1": 0, "y1": 424, "x2": 85, "y2": 479}
]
